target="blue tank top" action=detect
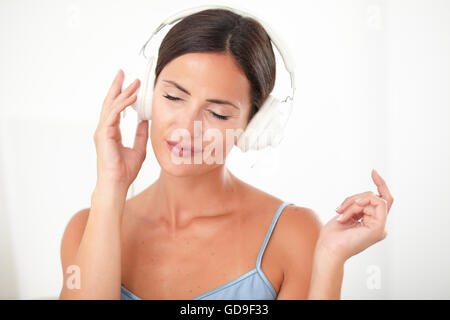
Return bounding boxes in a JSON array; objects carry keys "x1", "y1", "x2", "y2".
[{"x1": 121, "y1": 201, "x2": 294, "y2": 300}]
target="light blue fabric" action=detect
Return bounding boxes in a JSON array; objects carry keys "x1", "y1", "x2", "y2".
[{"x1": 121, "y1": 201, "x2": 294, "y2": 300}]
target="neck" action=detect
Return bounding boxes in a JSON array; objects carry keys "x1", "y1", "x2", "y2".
[{"x1": 151, "y1": 165, "x2": 240, "y2": 229}]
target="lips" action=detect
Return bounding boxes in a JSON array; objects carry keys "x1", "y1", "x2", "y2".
[{"x1": 166, "y1": 140, "x2": 202, "y2": 157}]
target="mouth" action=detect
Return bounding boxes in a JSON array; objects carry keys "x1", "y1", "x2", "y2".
[{"x1": 166, "y1": 140, "x2": 202, "y2": 157}]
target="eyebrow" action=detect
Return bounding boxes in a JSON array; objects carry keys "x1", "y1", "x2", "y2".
[{"x1": 162, "y1": 79, "x2": 240, "y2": 110}]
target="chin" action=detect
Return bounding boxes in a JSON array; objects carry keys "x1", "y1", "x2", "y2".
[{"x1": 159, "y1": 157, "x2": 224, "y2": 178}]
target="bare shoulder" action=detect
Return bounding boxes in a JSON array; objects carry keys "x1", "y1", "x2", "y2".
[
  {"x1": 240, "y1": 179, "x2": 324, "y2": 294},
  {"x1": 238, "y1": 178, "x2": 321, "y2": 221},
  {"x1": 271, "y1": 205, "x2": 323, "y2": 299},
  {"x1": 238, "y1": 178, "x2": 323, "y2": 250},
  {"x1": 236, "y1": 184, "x2": 322, "y2": 295},
  {"x1": 276, "y1": 205, "x2": 323, "y2": 253},
  {"x1": 280, "y1": 205, "x2": 323, "y2": 235},
  {"x1": 59, "y1": 193, "x2": 141, "y2": 272},
  {"x1": 60, "y1": 208, "x2": 90, "y2": 272}
]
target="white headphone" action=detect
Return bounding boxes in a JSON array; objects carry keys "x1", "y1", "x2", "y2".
[{"x1": 122, "y1": 4, "x2": 296, "y2": 152}]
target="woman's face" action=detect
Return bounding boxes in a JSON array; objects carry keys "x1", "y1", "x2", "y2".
[{"x1": 149, "y1": 52, "x2": 252, "y2": 177}]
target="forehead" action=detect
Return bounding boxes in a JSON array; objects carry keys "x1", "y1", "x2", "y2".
[{"x1": 158, "y1": 52, "x2": 251, "y2": 106}]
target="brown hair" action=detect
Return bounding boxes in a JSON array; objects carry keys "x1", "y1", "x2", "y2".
[{"x1": 154, "y1": 9, "x2": 276, "y2": 123}]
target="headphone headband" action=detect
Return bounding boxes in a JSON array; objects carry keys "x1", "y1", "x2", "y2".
[{"x1": 138, "y1": 4, "x2": 296, "y2": 104}]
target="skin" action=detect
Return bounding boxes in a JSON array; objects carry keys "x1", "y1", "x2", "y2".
[{"x1": 59, "y1": 52, "x2": 394, "y2": 300}]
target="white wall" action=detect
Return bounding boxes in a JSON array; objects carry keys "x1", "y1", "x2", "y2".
[
  {"x1": 0, "y1": 0, "x2": 449, "y2": 299},
  {"x1": 385, "y1": 0, "x2": 450, "y2": 299}
]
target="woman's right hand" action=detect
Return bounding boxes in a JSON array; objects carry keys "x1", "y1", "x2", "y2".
[{"x1": 93, "y1": 69, "x2": 149, "y2": 191}]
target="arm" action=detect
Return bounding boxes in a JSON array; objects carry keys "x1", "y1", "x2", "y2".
[
  {"x1": 59, "y1": 183, "x2": 127, "y2": 299},
  {"x1": 58, "y1": 69, "x2": 148, "y2": 299},
  {"x1": 307, "y1": 169, "x2": 394, "y2": 299},
  {"x1": 276, "y1": 207, "x2": 323, "y2": 300},
  {"x1": 307, "y1": 246, "x2": 344, "y2": 300},
  {"x1": 278, "y1": 170, "x2": 393, "y2": 300},
  {"x1": 275, "y1": 207, "x2": 345, "y2": 300}
]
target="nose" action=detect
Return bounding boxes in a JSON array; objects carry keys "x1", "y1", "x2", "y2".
[{"x1": 175, "y1": 103, "x2": 204, "y2": 143}]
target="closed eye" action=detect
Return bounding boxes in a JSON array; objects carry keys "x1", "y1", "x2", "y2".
[
  {"x1": 209, "y1": 111, "x2": 229, "y2": 120},
  {"x1": 163, "y1": 94, "x2": 181, "y2": 101},
  {"x1": 164, "y1": 94, "x2": 229, "y2": 120}
]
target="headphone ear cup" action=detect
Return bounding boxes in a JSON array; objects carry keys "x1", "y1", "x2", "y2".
[
  {"x1": 137, "y1": 55, "x2": 156, "y2": 121},
  {"x1": 122, "y1": 53, "x2": 147, "y2": 118},
  {"x1": 268, "y1": 98, "x2": 293, "y2": 147},
  {"x1": 254, "y1": 96, "x2": 282, "y2": 150},
  {"x1": 237, "y1": 95, "x2": 280, "y2": 152}
]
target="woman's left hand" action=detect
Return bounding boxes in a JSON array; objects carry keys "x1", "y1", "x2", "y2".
[{"x1": 315, "y1": 169, "x2": 394, "y2": 264}]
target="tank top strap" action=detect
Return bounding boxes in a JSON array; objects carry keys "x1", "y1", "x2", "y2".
[{"x1": 256, "y1": 201, "x2": 294, "y2": 269}]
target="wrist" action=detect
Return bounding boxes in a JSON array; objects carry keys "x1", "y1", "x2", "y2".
[
  {"x1": 91, "y1": 181, "x2": 128, "y2": 208},
  {"x1": 94, "y1": 179, "x2": 128, "y2": 194},
  {"x1": 314, "y1": 242, "x2": 347, "y2": 269},
  {"x1": 309, "y1": 245, "x2": 345, "y2": 300}
]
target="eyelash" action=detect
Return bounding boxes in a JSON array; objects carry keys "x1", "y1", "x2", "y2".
[
  {"x1": 162, "y1": 94, "x2": 229, "y2": 120},
  {"x1": 163, "y1": 94, "x2": 181, "y2": 101},
  {"x1": 211, "y1": 113, "x2": 229, "y2": 120}
]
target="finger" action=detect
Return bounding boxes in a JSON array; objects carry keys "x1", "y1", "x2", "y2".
[
  {"x1": 116, "y1": 78, "x2": 140, "y2": 102},
  {"x1": 360, "y1": 204, "x2": 387, "y2": 241},
  {"x1": 336, "y1": 191, "x2": 374, "y2": 213},
  {"x1": 372, "y1": 169, "x2": 394, "y2": 211},
  {"x1": 102, "y1": 80, "x2": 139, "y2": 127},
  {"x1": 99, "y1": 70, "x2": 126, "y2": 123},
  {"x1": 350, "y1": 211, "x2": 364, "y2": 222},
  {"x1": 108, "y1": 79, "x2": 140, "y2": 122},
  {"x1": 337, "y1": 202, "x2": 368, "y2": 223},
  {"x1": 339, "y1": 199, "x2": 386, "y2": 242},
  {"x1": 104, "y1": 69, "x2": 124, "y2": 104},
  {"x1": 133, "y1": 120, "x2": 149, "y2": 160},
  {"x1": 351, "y1": 195, "x2": 388, "y2": 224},
  {"x1": 104, "y1": 94, "x2": 138, "y2": 128}
]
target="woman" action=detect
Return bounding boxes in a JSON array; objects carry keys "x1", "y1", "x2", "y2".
[{"x1": 59, "y1": 9, "x2": 394, "y2": 300}]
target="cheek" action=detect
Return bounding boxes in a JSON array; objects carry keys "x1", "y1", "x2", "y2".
[
  {"x1": 202, "y1": 123, "x2": 242, "y2": 157},
  {"x1": 149, "y1": 101, "x2": 168, "y2": 149},
  {"x1": 150, "y1": 98, "x2": 173, "y2": 133},
  {"x1": 151, "y1": 97, "x2": 167, "y2": 122}
]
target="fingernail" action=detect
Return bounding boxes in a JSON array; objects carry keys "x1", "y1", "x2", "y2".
[
  {"x1": 337, "y1": 215, "x2": 345, "y2": 222},
  {"x1": 335, "y1": 205, "x2": 342, "y2": 212},
  {"x1": 355, "y1": 198, "x2": 364, "y2": 204}
]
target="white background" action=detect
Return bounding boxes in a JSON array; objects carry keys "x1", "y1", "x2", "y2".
[{"x1": 0, "y1": 0, "x2": 449, "y2": 299}]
